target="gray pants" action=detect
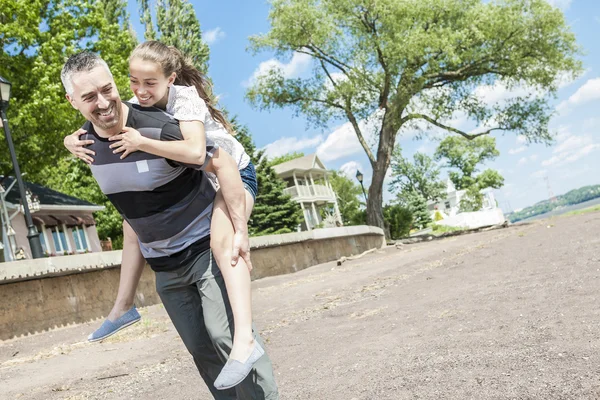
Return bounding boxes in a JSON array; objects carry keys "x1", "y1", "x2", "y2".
[{"x1": 155, "y1": 248, "x2": 279, "y2": 400}]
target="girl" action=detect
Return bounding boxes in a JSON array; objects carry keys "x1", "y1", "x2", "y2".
[{"x1": 64, "y1": 41, "x2": 260, "y2": 390}]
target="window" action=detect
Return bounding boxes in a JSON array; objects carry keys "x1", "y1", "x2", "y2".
[
  {"x1": 72, "y1": 226, "x2": 89, "y2": 252},
  {"x1": 51, "y1": 225, "x2": 70, "y2": 254},
  {"x1": 38, "y1": 226, "x2": 47, "y2": 254},
  {"x1": 445, "y1": 201, "x2": 451, "y2": 210}
]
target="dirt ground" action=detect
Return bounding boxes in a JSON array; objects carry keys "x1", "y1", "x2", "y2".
[{"x1": 2, "y1": 212, "x2": 600, "y2": 400}]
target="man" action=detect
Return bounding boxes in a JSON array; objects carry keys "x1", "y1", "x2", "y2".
[{"x1": 60, "y1": 51, "x2": 278, "y2": 399}]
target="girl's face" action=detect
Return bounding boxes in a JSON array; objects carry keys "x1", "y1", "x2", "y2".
[{"x1": 129, "y1": 57, "x2": 175, "y2": 109}]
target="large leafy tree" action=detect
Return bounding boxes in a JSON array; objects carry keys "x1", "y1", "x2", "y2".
[
  {"x1": 435, "y1": 135, "x2": 504, "y2": 211},
  {"x1": 138, "y1": 0, "x2": 210, "y2": 72},
  {"x1": 0, "y1": 0, "x2": 137, "y2": 181},
  {"x1": 389, "y1": 147, "x2": 445, "y2": 205},
  {"x1": 246, "y1": 0, "x2": 582, "y2": 233}
]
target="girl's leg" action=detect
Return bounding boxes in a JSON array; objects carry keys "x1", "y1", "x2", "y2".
[
  {"x1": 106, "y1": 262, "x2": 144, "y2": 321},
  {"x1": 210, "y1": 189, "x2": 256, "y2": 362}
]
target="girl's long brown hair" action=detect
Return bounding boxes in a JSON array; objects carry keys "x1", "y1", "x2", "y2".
[{"x1": 130, "y1": 40, "x2": 234, "y2": 134}]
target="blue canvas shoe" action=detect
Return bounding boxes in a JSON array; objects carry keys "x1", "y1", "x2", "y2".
[
  {"x1": 214, "y1": 341, "x2": 265, "y2": 390},
  {"x1": 88, "y1": 306, "x2": 141, "y2": 342}
]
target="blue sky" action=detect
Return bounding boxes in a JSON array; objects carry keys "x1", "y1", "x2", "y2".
[{"x1": 125, "y1": 0, "x2": 599, "y2": 212}]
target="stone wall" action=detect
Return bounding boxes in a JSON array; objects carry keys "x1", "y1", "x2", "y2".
[{"x1": 0, "y1": 226, "x2": 384, "y2": 340}]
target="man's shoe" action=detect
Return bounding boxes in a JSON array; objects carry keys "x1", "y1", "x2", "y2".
[
  {"x1": 214, "y1": 341, "x2": 265, "y2": 390},
  {"x1": 88, "y1": 306, "x2": 141, "y2": 342}
]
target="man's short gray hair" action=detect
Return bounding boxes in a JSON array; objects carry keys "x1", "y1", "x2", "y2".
[{"x1": 61, "y1": 52, "x2": 113, "y2": 95}]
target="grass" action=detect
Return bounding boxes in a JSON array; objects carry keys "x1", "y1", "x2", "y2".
[
  {"x1": 431, "y1": 224, "x2": 465, "y2": 234},
  {"x1": 563, "y1": 205, "x2": 600, "y2": 217}
]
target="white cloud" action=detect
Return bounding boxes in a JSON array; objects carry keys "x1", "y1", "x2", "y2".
[
  {"x1": 556, "y1": 78, "x2": 600, "y2": 113},
  {"x1": 531, "y1": 169, "x2": 548, "y2": 179},
  {"x1": 516, "y1": 135, "x2": 528, "y2": 145},
  {"x1": 204, "y1": 27, "x2": 226, "y2": 45},
  {"x1": 339, "y1": 161, "x2": 363, "y2": 180},
  {"x1": 517, "y1": 154, "x2": 539, "y2": 166},
  {"x1": 316, "y1": 111, "x2": 383, "y2": 162},
  {"x1": 545, "y1": 0, "x2": 572, "y2": 10},
  {"x1": 541, "y1": 129, "x2": 600, "y2": 167},
  {"x1": 244, "y1": 52, "x2": 312, "y2": 87},
  {"x1": 263, "y1": 135, "x2": 324, "y2": 159},
  {"x1": 509, "y1": 146, "x2": 527, "y2": 155}
]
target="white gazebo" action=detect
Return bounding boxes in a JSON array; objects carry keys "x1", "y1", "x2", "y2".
[{"x1": 273, "y1": 154, "x2": 342, "y2": 231}]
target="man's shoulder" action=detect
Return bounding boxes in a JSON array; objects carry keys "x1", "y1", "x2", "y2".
[{"x1": 127, "y1": 102, "x2": 179, "y2": 128}]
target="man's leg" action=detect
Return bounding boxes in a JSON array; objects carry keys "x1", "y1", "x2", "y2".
[
  {"x1": 156, "y1": 267, "x2": 238, "y2": 400},
  {"x1": 198, "y1": 257, "x2": 279, "y2": 400}
]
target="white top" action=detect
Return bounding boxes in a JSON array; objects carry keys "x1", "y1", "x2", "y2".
[{"x1": 129, "y1": 85, "x2": 251, "y2": 170}]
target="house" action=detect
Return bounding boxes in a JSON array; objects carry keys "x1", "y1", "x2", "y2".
[
  {"x1": 428, "y1": 178, "x2": 498, "y2": 218},
  {"x1": 273, "y1": 154, "x2": 342, "y2": 231},
  {"x1": 0, "y1": 176, "x2": 104, "y2": 262}
]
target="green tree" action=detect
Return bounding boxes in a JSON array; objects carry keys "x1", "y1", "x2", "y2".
[
  {"x1": 250, "y1": 151, "x2": 303, "y2": 236},
  {"x1": 383, "y1": 204, "x2": 412, "y2": 239},
  {"x1": 270, "y1": 152, "x2": 305, "y2": 166},
  {"x1": 137, "y1": 0, "x2": 210, "y2": 72},
  {"x1": 405, "y1": 191, "x2": 431, "y2": 230},
  {"x1": 246, "y1": 0, "x2": 582, "y2": 233},
  {"x1": 0, "y1": 0, "x2": 136, "y2": 181},
  {"x1": 389, "y1": 147, "x2": 445, "y2": 205},
  {"x1": 435, "y1": 136, "x2": 504, "y2": 211},
  {"x1": 328, "y1": 170, "x2": 365, "y2": 225}
]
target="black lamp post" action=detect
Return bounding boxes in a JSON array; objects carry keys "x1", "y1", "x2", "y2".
[
  {"x1": 0, "y1": 75, "x2": 44, "y2": 259},
  {"x1": 355, "y1": 169, "x2": 368, "y2": 203}
]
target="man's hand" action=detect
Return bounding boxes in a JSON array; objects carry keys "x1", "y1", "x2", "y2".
[
  {"x1": 231, "y1": 230, "x2": 252, "y2": 272},
  {"x1": 109, "y1": 126, "x2": 145, "y2": 159},
  {"x1": 64, "y1": 129, "x2": 95, "y2": 164}
]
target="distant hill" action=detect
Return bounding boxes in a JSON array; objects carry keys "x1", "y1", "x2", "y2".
[{"x1": 507, "y1": 184, "x2": 600, "y2": 223}]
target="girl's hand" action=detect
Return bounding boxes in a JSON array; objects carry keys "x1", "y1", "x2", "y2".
[
  {"x1": 109, "y1": 126, "x2": 146, "y2": 159},
  {"x1": 64, "y1": 129, "x2": 95, "y2": 164}
]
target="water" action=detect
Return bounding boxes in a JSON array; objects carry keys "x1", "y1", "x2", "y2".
[{"x1": 515, "y1": 197, "x2": 600, "y2": 223}]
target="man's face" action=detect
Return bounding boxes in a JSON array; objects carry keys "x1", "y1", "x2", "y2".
[{"x1": 66, "y1": 66, "x2": 122, "y2": 131}]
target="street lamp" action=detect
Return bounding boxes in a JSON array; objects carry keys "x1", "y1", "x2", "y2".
[
  {"x1": 355, "y1": 170, "x2": 368, "y2": 203},
  {"x1": 0, "y1": 75, "x2": 44, "y2": 259}
]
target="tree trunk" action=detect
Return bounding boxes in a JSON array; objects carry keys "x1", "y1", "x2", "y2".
[{"x1": 366, "y1": 133, "x2": 395, "y2": 239}]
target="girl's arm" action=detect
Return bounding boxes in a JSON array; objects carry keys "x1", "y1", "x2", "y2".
[{"x1": 109, "y1": 120, "x2": 207, "y2": 165}]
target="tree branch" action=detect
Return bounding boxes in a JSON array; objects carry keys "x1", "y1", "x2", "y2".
[
  {"x1": 319, "y1": 59, "x2": 338, "y2": 89},
  {"x1": 402, "y1": 114, "x2": 502, "y2": 140},
  {"x1": 344, "y1": 99, "x2": 376, "y2": 164}
]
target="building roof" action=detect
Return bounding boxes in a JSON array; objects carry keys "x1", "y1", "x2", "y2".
[
  {"x1": 0, "y1": 176, "x2": 99, "y2": 208},
  {"x1": 273, "y1": 154, "x2": 328, "y2": 178}
]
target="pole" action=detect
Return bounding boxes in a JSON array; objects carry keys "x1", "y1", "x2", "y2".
[
  {"x1": 359, "y1": 182, "x2": 367, "y2": 203},
  {"x1": 1, "y1": 108, "x2": 43, "y2": 259}
]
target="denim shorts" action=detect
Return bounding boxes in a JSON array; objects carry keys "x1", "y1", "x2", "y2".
[{"x1": 239, "y1": 161, "x2": 258, "y2": 201}]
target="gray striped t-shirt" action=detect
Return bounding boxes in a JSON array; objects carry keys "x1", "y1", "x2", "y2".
[{"x1": 83, "y1": 102, "x2": 218, "y2": 271}]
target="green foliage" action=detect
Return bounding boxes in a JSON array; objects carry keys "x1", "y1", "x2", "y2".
[
  {"x1": 403, "y1": 191, "x2": 431, "y2": 230},
  {"x1": 390, "y1": 147, "x2": 446, "y2": 206},
  {"x1": 328, "y1": 170, "x2": 364, "y2": 226},
  {"x1": 383, "y1": 204, "x2": 412, "y2": 239},
  {"x1": 45, "y1": 158, "x2": 124, "y2": 247},
  {"x1": 250, "y1": 151, "x2": 302, "y2": 236},
  {"x1": 270, "y1": 152, "x2": 305, "y2": 166},
  {"x1": 509, "y1": 185, "x2": 600, "y2": 222},
  {"x1": 246, "y1": 0, "x2": 583, "y2": 230},
  {"x1": 0, "y1": 0, "x2": 137, "y2": 181},
  {"x1": 435, "y1": 135, "x2": 504, "y2": 211},
  {"x1": 137, "y1": 0, "x2": 210, "y2": 72},
  {"x1": 431, "y1": 224, "x2": 463, "y2": 234}
]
